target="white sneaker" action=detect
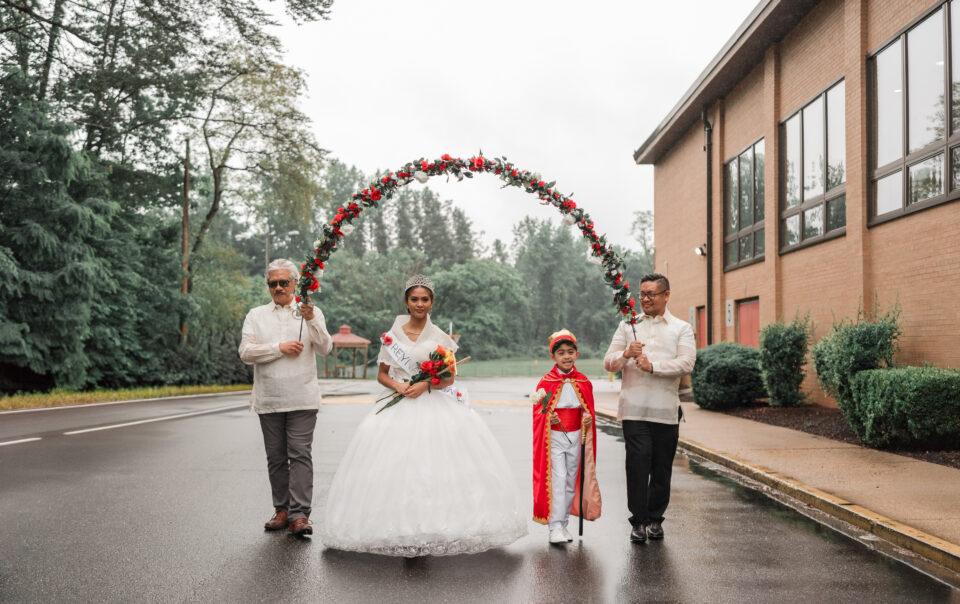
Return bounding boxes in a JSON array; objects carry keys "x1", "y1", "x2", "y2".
[
  {"x1": 549, "y1": 529, "x2": 567, "y2": 544},
  {"x1": 561, "y1": 527, "x2": 574, "y2": 542}
]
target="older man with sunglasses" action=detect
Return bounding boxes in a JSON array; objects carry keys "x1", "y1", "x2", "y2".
[
  {"x1": 603, "y1": 272, "x2": 695, "y2": 545},
  {"x1": 239, "y1": 259, "x2": 333, "y2": 538}
]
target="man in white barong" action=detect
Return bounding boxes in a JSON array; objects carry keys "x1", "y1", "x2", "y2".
[{"x1": 239, "y1": 259, "x2": 333, "y2": 538}]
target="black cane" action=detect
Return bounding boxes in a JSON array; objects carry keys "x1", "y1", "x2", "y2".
[{"x1": 579, "y1": 424, "x2": 586, "y2": 537}]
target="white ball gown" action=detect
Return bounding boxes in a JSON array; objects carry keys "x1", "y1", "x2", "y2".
[{"x1": 320, "y1": 315, "x2": 527, "y2": 556}]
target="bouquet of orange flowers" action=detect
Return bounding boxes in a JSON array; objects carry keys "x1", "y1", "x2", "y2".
[{"x1": 376, "y1": 345, "x2": 467, "y2": 414}]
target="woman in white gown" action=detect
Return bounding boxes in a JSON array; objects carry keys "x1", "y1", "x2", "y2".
[{"x1": 320, "y1": 274, "x2": 527, "y2": 556}]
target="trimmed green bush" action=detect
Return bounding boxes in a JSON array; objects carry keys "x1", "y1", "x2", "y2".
[
  {"x1": 811, "y1": 307, "x2": 900, "y2": 435},
  {"x1": 759, "y1": 314, "x2": 811, "y2": 407},
  {"x1": 851, "y1": 366, "x2": 960, "y2": 448},
  {"x1": 691, "y1": 342, "x2": 766, "y2": 410}
]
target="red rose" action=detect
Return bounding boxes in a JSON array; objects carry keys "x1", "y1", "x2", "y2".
[
  {"x1": 441, "y1": 153, "x2": 454, "y2": 161},
  {"x1": 295, "y1": 296, "x2": 301, "y2": 303},
  {"x1": 623, "y1": 281, "x2": 629, "y2": 289},
  {"x1": 629, "y1": 298, "x2": 636, "y2": 308},
  {"x1": 381, "y1": 333, "x2": 393, "y2": 346},
  {"x1": 473, "y1": 156, "x2": 484, "y2": 169},
  {"x1": 622, "y1": 307, "x2": 629, "y2": 314},
  {"x1": 309, "y1": 277, "x2": 319, "y2": 291},
  {"x1": 511, "y1": 170, "x2": 518, "y2": 177},
  {"x1": 431, "y1": 377, "x2": 441, "y2": 386},
  {"x1": 318, "y1": 262, "x2": 325, "y2": 269},
  {"x1": 371, "y1": 189, "x2": 381, "y2": 201},
  {"x1": 382, "y1": 177, "x2": 390, "y2": 184},
  {"x1": 538, "y1": 180, "x2": 545, "y2": 187}
]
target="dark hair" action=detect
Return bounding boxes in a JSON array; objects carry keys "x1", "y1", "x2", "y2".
[
  {"x1": 405, "y1": 285, "x2": 434, "y2": 303},
  {"x1": 551, "y1": 338, "x2": 578, "y2": 354},
  {"x1": 640, "y1": 273, "x2": 670, "y2": 292}
]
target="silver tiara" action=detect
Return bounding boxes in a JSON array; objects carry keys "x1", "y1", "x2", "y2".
[{"x1": 405, "y1": 274, "x2": 434, "y2": 292}]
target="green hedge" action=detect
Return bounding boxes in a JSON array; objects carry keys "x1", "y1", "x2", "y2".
[
  {"x1": 811, "y1": 308, "x2": 900, "y2": 435},
  {"x1": 850, "y1": 366, "x2": 960, "y2": 448},
  {"x1": 691, "y1": 342, "x2": 766, "y2": 410},
  {"x1": 758, "y1": 315, "x2": 810, "y2": 407}
]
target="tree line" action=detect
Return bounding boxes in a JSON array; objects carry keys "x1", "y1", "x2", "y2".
[{"x1": 0, "y1": 0, "x2": 652, "y2": 392}]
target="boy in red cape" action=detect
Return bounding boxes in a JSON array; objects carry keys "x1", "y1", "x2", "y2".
[{"x1": 532, "y1": 329, "x2": 602, "y2": 544}]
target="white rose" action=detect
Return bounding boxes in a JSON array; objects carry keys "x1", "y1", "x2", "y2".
[
  {"x1": 413, "y1": 171, "x2": 429, "y2": 183},
  {"x1": 341, "y1": 224, "x2": 355, "y2": 236},
  {"x1": 530, "y1": 388, "x2": 547, "y2": 405},
  {"x1": 563, "y1": 214, "x2": 576, "y2": 226},
  {"x1": 587, "y1": 250, "x2": 603, "y2": 265},
  {"x1": 316, "y1": 269, "x2": 324, "y2": 278},
  {"x1": 313, "y1": 240, "x2": 322, "y2": 248}
]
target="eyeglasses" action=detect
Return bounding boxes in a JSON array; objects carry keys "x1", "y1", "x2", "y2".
[
  {"x1": 267, "y1": 280, "x2": 291, "y2": 289},
  {"x1": 638, "y1": 290, "x2": 666, "y2": 300}
]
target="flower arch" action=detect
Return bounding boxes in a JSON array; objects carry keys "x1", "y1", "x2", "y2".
[{"x1": 297, "y1": 153, "x2": 639, "y2": 324}]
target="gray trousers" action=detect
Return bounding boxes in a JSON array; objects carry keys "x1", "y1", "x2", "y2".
[{"x1": 258, "y1": 410, "x2": 318, "y2": 520}]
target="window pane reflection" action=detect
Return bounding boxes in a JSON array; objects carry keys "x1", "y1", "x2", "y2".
[
  {"x1": 908, "y1": 153, "x2": 944, "y2": 204},
  {"x1": 803, "y1": 97, "x2": 824, "y2": 200},
  {"x1": 785, "y1": 214, "x2": 800, "y2": 245},
  {"x1": 827, "y1": 82, "x2": 846, "y2": 189},
  {"x1": 739, "y1": 147, "x2": 754, "y2": 226},
  {"x1": 785, "y1": 115, "x2": 801, "y2": 207},
  {"x1": 803, "y1": 206, "x2": 824, "y2": 239},
  {"x1": 754, "y1": 141, "x2": 765, "y2": 221},
  {"x1": 952, "y1": 1, "x2": 960, "y2": 134},
  {"x1": 952, "y1": 146, "x2": 960, "y2": 190},
  {"x1": 754, "y1": 227, "x2": 765, "y2": 255},
  {"x1": 726, "y1": 161, "x2": 738, "y2": 234},
  {"x1": 907, "y1": 10, "x2": 944, "y2": 152},
  {"x1": 740, "y1": 233, "x2": 753, "y2": 260},
  {"x1": 876, "y1": 171, "x2": 903, "y2": 215},
  {"x1": 726, "y1": 239, "x2": 738, "y2": 265},
  {"x1": 827, "y1": 195, "x2": 846, "y2": 232},
  {"x1": 876, "y1": 41, "x2": 903, "y2": 166}
]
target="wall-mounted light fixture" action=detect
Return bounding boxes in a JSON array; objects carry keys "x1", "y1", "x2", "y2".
[{"x1": 694, "y1": 244, "x2": 707, "y2": 257}]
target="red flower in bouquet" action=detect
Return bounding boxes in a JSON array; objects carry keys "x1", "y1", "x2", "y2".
[
  {"x1": 376, "y1": 345, "x2": 468, "y2": 414},
  {"x1": 381, "y1": 333, "x2": 393, "y2": 346}
]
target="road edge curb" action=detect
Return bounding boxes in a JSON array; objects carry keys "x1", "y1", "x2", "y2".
[
  {"x1": 594, "y1": 407, "x2": 960, "y2": 575},
  {"x1": 0, "y1": 390, "x2": 253, "y2": 414}
]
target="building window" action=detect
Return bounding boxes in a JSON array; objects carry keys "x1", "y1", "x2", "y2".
[
  {"x1": 724, "y1": 139, "x2": 764, "y2": 269},
  {"x1": 870, "y1": 3, "x2": 960, "y2": 222},
  {"x1": 780, "y1": 80, "x2": 846, "y2": 252}
]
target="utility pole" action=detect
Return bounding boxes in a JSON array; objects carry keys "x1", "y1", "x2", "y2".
[{"x1": 180, "y1": 139, "x2": 190, "y2": 345}]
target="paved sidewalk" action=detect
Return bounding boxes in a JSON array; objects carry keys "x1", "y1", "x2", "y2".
[{"x1": 594, "y1": 390, "x2": 960, "y2": 574}]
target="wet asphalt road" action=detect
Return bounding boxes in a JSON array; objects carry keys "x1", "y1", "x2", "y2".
[{"x1": 1, "y1": 393, "x2": 958, "y2": 603}]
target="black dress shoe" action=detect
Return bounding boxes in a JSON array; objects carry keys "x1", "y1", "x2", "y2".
[
  {"x1": 646, "y1": 521, "x2": 664, "y2": 540},
  {"x1": 630, "y1": 525, "x2": 647, "y2": 543}
]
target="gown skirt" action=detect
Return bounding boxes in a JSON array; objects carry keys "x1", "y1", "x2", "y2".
[{"x1": 320, "y1": 389, "x2": 528, "y2": 556}]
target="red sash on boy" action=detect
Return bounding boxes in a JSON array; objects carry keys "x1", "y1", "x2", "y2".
[{"x1": 532, "y1": 364, "x2": 602, "y2": 524}]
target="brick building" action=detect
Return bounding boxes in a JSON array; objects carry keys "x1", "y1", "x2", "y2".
[{"x1": 635, "y1": 0, "x2": 960, "y2": 404}]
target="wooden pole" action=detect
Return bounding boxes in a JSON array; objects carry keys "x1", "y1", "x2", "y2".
[{"x1": 180, "y1": 139, "x2": 190, "y2": 345}]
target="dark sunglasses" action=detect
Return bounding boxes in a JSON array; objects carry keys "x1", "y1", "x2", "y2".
[{"x1": 268, "y1": 280, "x2": 291, "y2": 289}]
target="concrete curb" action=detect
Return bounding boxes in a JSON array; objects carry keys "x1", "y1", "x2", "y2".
[{"x1": 594, "y1": 407, "x2": 960, "y2": 575}]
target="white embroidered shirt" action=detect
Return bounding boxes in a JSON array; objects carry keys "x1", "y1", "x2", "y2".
[
  {"x1": 603, "y1": 309, "x2": 696, "y2": 424},
  {"x1": 238, "y1": 302, "x2": 333, "y2": 414}
]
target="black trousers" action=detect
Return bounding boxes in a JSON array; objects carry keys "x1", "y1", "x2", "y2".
[{"x1": 622, "y1": 419, "x2": 679, "y2": 527}]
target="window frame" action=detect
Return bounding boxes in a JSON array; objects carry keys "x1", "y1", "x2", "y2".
[
  {"x1": 778, "y1": 78, "x2": 847, "y2": 255},
  {"x1": 868, "y1": 0, "x2": 960, "y2": 226},
  {"x1": 723, "y1": 138, "x2": 766, "y2": 271}
]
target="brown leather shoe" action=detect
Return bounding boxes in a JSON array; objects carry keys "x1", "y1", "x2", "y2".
[
  {"x1": 264, "y1": 509, "x2": 288, "y2": 531},
  {"x1": 289, "y1": 517, "x2": 313, "y2": 537}
]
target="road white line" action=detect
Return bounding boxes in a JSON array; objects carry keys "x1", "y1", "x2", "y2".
[
  {"x1": 0, "y1": 437, "x2": 42, "y2": 447},
  {"x1": 63, "y1": 403, "x2": 248, "y2": 436}
]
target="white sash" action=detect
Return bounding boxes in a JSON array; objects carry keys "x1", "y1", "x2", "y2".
[{"x1": 381, "y1": 330, "x2": 470, "y2": 406}]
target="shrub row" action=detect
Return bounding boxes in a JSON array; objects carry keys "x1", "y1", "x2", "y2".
[
  {"x1": 850, "y1": 366, "x2": 960, "y2": 448},
  {"x1": 758, "y1": 315, "x2": 810, "y2": 407},
  {"x1": 690, "y1": 342, "x2": 766, "y2": 410}
]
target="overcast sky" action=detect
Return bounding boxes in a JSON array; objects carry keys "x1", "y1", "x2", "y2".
[{"x1": 271, "y1": 0, "x2": 758, "y2": 251}]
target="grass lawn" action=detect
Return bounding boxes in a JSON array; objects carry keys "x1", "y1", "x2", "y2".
[
  {"x1": 454, "y1": 356, "x2": 611, "y2": 378},
  {"x1": 0, "y1": 384, "x2": 251, "y2": 411}
]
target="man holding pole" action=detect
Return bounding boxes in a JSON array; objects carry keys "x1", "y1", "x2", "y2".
[
  {"x1": 603, "y1": 273, "x2": 696, "y2": 544},
  {"x1": 239, "y1": 258, "x2": 333, "y2": 538},
  {"x1": 531, "y1": 329, "x2": 601, "y2": 545}
]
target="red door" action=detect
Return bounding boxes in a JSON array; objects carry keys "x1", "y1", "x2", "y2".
[
  {"x1": 696, "y1": 306, "x2": 707, "y2": 348},
  {"x1": 738, "y1": 299, "x2": 759, "y2": 348}
]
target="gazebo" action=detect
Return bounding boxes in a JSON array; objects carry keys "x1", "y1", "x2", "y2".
[{"x1": 324, "y1": 325, "x2": 372, "y2": 379}]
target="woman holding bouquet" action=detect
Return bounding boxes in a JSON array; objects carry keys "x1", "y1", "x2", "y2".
[{"x1": 320, "y1": 275, "x2": 527, "y2": 556}]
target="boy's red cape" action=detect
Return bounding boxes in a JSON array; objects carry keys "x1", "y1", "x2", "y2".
[{"x1": 532, "y1": 365, "x2": 602, "y2": 524}]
